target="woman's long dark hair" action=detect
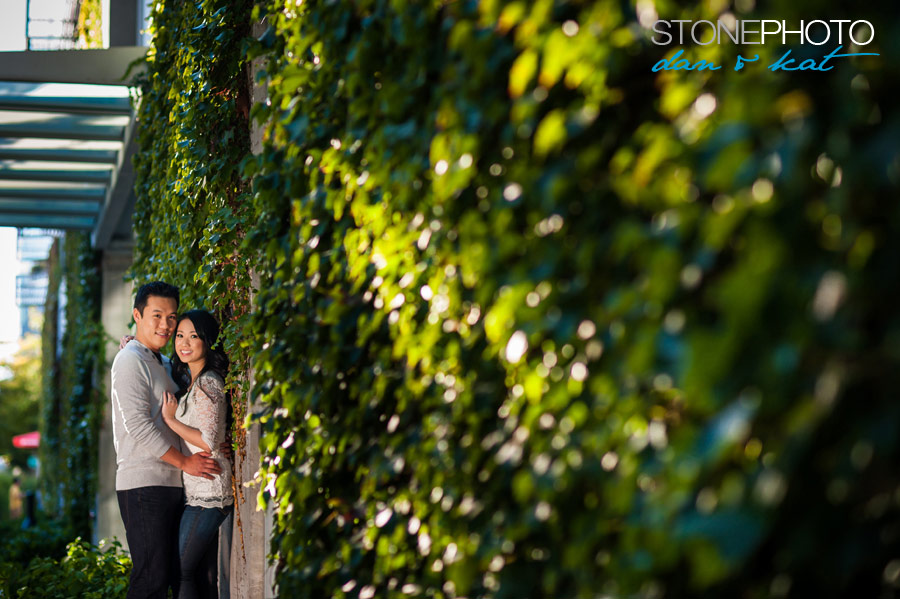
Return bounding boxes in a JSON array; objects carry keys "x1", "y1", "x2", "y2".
[{"x1": 171, "y1": 310, "x2": 229, "y2": 414}]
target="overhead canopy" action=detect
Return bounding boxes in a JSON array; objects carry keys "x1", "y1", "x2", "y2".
[{"x1": 0, "y1": 47, "x2": 146, "y2": 248}]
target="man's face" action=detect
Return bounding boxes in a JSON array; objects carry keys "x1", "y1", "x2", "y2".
[{"x1": 133, "y1": 295, "x2": 178, "y2": 352}]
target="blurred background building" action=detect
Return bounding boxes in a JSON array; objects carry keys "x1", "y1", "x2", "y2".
[{"x1": 15, "y1": 229, "x2": 59, "y2": 336}]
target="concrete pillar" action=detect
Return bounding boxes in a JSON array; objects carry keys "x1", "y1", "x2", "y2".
[
  {"x1": 94, "y1": 240, "x2": 133, "y2": 547},
  {"x1": 230, "y1": 389, "x2": 267, "y2": 599},
  {"x1": 225, "y1": 19, "x2": 276, "y2": 599},
  {"x1": 230, "y1": 269, "x2": 273, "y2": 598}
]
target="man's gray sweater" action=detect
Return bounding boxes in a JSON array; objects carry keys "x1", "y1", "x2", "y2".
[{"x1": 110, "y1": 339, "x2": 183, "y2": 490}]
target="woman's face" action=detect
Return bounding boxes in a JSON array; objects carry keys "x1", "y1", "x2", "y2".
[{"x1": 175, "y1": 318, "x2": 207, "y2": 369}]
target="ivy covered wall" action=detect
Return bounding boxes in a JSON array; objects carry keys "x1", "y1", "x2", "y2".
[
  {"x1": 40, "y1": 233, "x2": 104, "y2": 539},
  {"x1": 129, "y1": 0, "x2": 899, "y2": 597}
]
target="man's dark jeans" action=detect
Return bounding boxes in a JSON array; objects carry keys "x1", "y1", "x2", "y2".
[{"x1": 117, "y1": 486, "x2": 184, "y2": 599}]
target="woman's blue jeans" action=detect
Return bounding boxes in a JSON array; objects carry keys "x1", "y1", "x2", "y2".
[{"x1": 178, "y1": 504, "x2": 233, "y2": 599}]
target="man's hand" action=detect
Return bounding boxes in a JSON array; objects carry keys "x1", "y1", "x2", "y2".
[
  {"x1": 181, "y1": 451, "x2": 222, "y2": 480},
  {"x1": 219, "y1": 441, "x2": 234, "y2": 460}
]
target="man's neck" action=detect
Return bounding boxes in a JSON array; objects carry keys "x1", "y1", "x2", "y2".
[
  {"x1": 133, "y1": 334, "x2": 156, "y2": 350},
  {"x1": 133, "y1": 336, "x2": 165, "y2": 360}
]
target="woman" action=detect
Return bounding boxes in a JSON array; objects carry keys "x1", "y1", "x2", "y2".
[{"x1": 161, "y1": 309, "x2": 233, "y2": 599}]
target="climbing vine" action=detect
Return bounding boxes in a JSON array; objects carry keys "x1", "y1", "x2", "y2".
[{"x1": 39, "y1": 240, "x2": 61, "y2": 513}]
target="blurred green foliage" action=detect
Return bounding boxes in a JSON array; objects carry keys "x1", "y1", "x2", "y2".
[
  {"x1": 0, "y1": 535, "x2": 130, "y2": 599},
  {"x1": 0, "y1": 518, "x2": 71, "y2": 568},
  {"x1": 0, "y1": 519, "x2": 71, "y2": 595},
  {"x1": 0, "y1": 336, "x2": 41, "y2": 471},
  {"x1": 130, "y1": 0, "x2": 900, "y2": 597},
  {"x1": 76, "y1": 0, "x2": 103, "y2": 48}
]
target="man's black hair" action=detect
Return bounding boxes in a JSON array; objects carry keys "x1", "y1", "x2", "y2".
[{"x1": 134, "y1": 281, "x2": 180, "y2": 315}]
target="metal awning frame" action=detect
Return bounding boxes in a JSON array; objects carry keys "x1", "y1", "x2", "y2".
[{"x1": 0, "y1": 47, "x2": 147, "y2": 245}]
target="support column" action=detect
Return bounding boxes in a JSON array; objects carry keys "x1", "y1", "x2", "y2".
[
  {"x1": 228, "y1": 18, "x2": 276, "y2": 598},
  {"x1": 94, "y1": 240, "x2": 133, "y2": 547}
]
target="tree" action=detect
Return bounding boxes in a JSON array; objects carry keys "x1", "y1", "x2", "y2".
[{"x1": 0, "y1": 335, "x2": 41, "y2": 470}]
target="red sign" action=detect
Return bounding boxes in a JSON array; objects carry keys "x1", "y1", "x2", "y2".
[{"x1": 12, "y1": 431, "x2": 39, "y2": 449}]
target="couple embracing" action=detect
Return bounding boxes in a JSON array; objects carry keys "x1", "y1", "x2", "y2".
[{"x1": 111, "y1": 282, "x2": 233, "y2": 599}]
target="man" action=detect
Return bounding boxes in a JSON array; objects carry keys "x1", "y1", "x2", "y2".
[
  {"x1": 111, "y1": 281, "x2": 221, "y2": 598},
  {"x1": 8, "y1": 476, "x2": 22, "y2": 520}
]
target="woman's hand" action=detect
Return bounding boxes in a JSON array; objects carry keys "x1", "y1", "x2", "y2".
[
  {"x1": 119, "y1": 335, "x2": 135, "y2": 350},
  {"x1": 161, "y1": 391, "x2": 178, "y2": 422}
]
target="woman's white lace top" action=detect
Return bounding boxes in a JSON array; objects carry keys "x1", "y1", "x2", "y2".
[{"x1": 176, "y1": 371, "x2": 233, "y2": 508}]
